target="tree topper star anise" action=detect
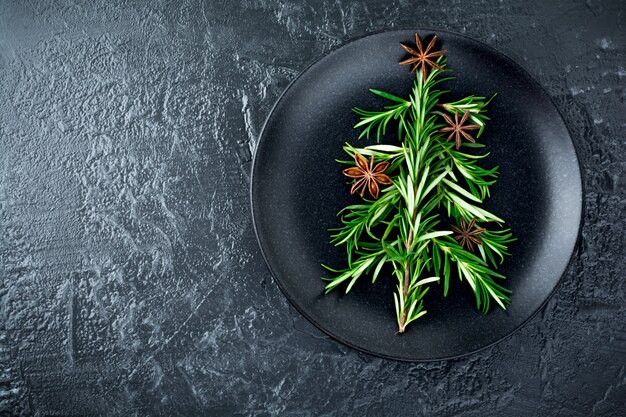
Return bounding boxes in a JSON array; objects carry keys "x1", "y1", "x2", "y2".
[
  {"x1": 451, "y1": 218, "x2": 486, "y2": 252},
  {"x1": 342, "y1": 153, "x2": 392, "y2": 199},
  {"x1": 440, "y1": 110, "x2": 481, "y2": 150},
  {"x1": 399, "y1": 33, "x2": 447, "y2": 81}
]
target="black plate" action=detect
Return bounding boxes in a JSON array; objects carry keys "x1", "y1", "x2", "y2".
[{"x1": 251, "y1": 29, "x2": 582, "y2": 361}]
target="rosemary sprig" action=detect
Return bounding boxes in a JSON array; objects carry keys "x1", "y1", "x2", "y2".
[{"x1": 323, "y1": 36, "x2": 515, "y2": 334}]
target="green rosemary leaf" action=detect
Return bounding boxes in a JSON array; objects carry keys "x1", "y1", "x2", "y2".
[
  {"x1": 442, "y1": 177, "x2": 482, "y2": 203},
  {"x1": 418, "y1": 230, "x2": 453, "y2": 242},
  {"x1": 371, "y1": 255, "x2": 387, "y2": 283},
  {"x1": 369, "y1": 88, "x2": 409, "y2": 103}
]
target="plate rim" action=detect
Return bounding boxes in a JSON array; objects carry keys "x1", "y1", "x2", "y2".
[{"x1": 250, "y1": 27, "x2": 584, "y2": 362}]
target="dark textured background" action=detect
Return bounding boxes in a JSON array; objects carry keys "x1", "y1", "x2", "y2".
[{"x1": 0, "y1": 0, "x2": 624, "y2": 416}]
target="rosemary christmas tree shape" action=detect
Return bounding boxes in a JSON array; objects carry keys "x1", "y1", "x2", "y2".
[{"x1": 322, "y1": 33, "x2": 515, "y2": 334}]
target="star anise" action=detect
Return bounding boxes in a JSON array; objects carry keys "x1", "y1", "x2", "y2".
[
  {"x1": 440, "y1": 111, "x2": 481, "y2": 150},
  {"x1": 399, "y1": 33, "x2": 447, "y2": 81},
  {"x1": 342, "y1": 153, "x2": 392, "y2": 199},
  {"x1": 451, "y1": 218, "x2": 486, "y2": 251}
]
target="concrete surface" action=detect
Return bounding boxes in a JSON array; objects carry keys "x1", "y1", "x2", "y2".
[{"x1": 0, "y1": 0, "x2": 625, "y2": 416}]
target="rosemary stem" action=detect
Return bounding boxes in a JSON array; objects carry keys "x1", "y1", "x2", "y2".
[
  {"x1": 399, "y1": 182, "x2": 420, "y2": 333},
  {"x1": 324, "y1": 39, "x2": 514, "y2": 335}
]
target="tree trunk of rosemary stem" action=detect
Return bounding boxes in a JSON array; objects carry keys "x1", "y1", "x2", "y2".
[{"x1": 398, "y1": 198, "x2": 419, "y2": 334}]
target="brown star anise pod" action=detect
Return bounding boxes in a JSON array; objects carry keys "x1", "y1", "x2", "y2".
[
  {"x1": 342, "y1": 153, "x2": 392, "y2": 199},
  {"x1": 399, "y1": 33, "x2": 447, "y2": 81},
  {"x1": 451, "y1": 218, "x2": 486, "y2": 251},
  {"x1": 440, "y1": 110, "x2": 481, "y2": 150}
]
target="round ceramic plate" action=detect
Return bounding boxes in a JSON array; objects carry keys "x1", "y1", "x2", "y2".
[{"x1": 251, "y1": 29, "x2": 582, "y2": 361}]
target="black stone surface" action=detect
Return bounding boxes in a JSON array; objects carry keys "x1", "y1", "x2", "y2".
[{"x1": 0, "y1": 0, "x2": 624, "y2": 416}]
